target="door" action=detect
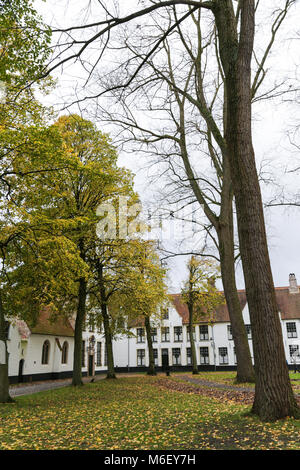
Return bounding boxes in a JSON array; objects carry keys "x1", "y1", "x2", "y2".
[
  {"x1": 161, "y1": 349, "x2": 169, "y2": 370},
  {"x1": 18, "y1": 359, "x2": 24, "y2": 383},
  {"x1": 88, "y1": 355, "x2": 94, "y2": 377}
]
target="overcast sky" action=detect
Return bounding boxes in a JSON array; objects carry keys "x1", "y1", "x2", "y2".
[{"x1": 34, "y1": 0, "x2": 300, "y2": 293}]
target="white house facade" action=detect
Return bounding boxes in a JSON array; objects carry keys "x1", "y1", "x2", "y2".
[{"x1": 5, "y1": 274, "x2": 300, "y2": 383}]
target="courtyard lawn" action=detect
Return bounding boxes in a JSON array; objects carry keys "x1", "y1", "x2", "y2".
[{"x1": 0, "y1": 376, "x2": 299, "y2": 450}]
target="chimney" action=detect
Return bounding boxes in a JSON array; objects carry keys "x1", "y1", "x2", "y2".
[{"x1": 289, "y1": 273, "x2": 299, "y2": 294}]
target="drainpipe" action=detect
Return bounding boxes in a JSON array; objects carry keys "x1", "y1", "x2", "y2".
[
  {"x1": 210, "y1": 324, "x2": 216, "y2": 371},
  {"x1": 127, "y1": 333, "x2": 130, "y2": 373}
]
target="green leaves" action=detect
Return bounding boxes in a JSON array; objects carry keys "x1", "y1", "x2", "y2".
[
  {"x1": 0, "y1": 0, "x2": 51, "y2": 88},
  {"x1": 182, "y1": 256, "x2": 224, "y2": 322}
]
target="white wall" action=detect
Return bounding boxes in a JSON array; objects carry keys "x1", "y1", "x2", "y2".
[{"x1": 7, "y1": 303, "x2": 300, "y2": 379}]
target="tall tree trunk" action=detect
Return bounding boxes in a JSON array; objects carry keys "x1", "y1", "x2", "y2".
[
  {"x1": 102, "y1": 302, "x2": 116, "y2": 379},
  {"x1": 187, "y1": 298, "x2": 198, "y2": 375},
  {"x1": 0, "y1": 291, "x2": 13, "y2": 403},
  {"x1": 218, "y1": 206, "x2": 255, "y2": 383},
  {"x1": 180, "y1": 125, "x2": 254, "y2": 383},
  {"x1": 214, "y1": 0, "x2": 299, "y2": 420},
  {"x1": 72, "y1": 276, "x2": 87, "y2": 386},
  {"x1": 98, "y1": 262, "x2": 116, "y2": 379},
  {"x1": 144, "y1": 315, "x2": 156, "y2": 376}
]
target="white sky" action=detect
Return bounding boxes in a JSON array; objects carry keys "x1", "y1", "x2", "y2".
[{"x1": 34, "y1": 0, "x2": 300, "y2": 293}]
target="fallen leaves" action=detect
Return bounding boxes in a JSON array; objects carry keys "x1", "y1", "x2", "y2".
[{"x1": 0, "y1": 376, "x2": 299, "y2": 450}]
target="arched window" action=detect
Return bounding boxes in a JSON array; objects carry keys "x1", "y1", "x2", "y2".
[
  {"x1": 41, "y1": 340, "x2": 50, "y2": 365},
  {"x1": 61, "y1": 341, "x2": 68, "y2": 364}
]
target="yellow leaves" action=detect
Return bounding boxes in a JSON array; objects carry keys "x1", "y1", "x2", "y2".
[{"x1": 182, "y1": 256, "x2": 224, "y2": 321}]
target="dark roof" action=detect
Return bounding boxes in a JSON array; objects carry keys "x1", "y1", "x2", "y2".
[
  {"x1": 30, "y1": 307, "x2": 74, "y2": 337},
  {"x1": 171, "y1": 287, "x2": 300, "y2": 324}
]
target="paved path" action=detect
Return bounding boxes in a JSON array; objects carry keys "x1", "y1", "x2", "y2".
[
  {"x1": 176, "y1": 375, "x2": 254, "y2": 393},
  {"x1": 9, "y1": 373, "x2": 143, "y2": 397},
  {"x1": 176, "y1": 375, "x2": 300, "y2": 396},
  {"x1": 9, "y1": 375, "x2": 106, "y2": 397}
]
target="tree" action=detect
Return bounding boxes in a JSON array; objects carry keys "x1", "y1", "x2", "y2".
[
  {"x1": 36, "y1": 0, "x2": 299, "y2": 420},
  {"x1": 0, "y1": 0, "x2": 53, "y2": 403},
  {"x1": 213, "y1": 0, "x2": 298, "y2": 420},
  {"x1": 87, "y1": 235, "x2": 168, "y2": 378},
  {"x1": 41, "y1": 114, "x2": 135, "y2": 386},
  {"x1": 182, "y1": 256, "x2": 223, "y2": 374},
  {"x1": 117, "y1": 240, "x2": 168, "y2": 376},
  {"x1": 94, "y1": 6, "x2": 256, "y2": 383}
]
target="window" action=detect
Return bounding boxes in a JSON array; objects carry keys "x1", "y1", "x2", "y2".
[
  {"x1": 199, "y1": 325, "x2": 209, "y2": 341},
  {"x1": 162, "y1": 308, "x2": 169, "y2": 320},
  {"x1": 200, "y1": 347, "x2": 209, "y2": 364},
  {"x1": 174, "y1": 326, "x2": 183, "y2": 342},
  {"x1": 82, "y1": 341, "x2": 86, "y2": 367},
  {"x1": 153, "y1": 349, "x2": 158, "y2": 366},
  {"x1": 172, "y1": 348, "x2": 181, "y2": 365},
  {"x1": 136, "y1": 328, "x2": 145, "y2": 343},
  {"x1": 227, "y1": 325, "x2": 233, "y2": 340},
  {"x1": 41, "y1": 340, "x2": 50, "y2": 365},
  {"x1": 61, "y1": 341, "x2": 68, "y2": 364},
  {"x1": 151, "y1": 328, "x2": 157, "y2": 343},
  {"x1": 187, "y1": 326, "x2": 196, "y2": 342},
  {"x1": 161, "y1": 327, "x2": 170, "y2": 342},
  {"x1": 96, "y1": 342, "x2": 102, "y2": 367},
  {"x1": 219, "y1": 347, "x2": 228, "y2": 364},
  {"x1": 233, "y1": 347, "x2": 237, "y2": 364},
  {"x1": 137, "y1": 349, "x2": 145, "y2": 366},
  {"x1": 186, "y1": 348, "x2": 192, "y2": 365},
  {"x1": 289, "y1": 345, "x2": 299, "y2": 358},
  {"x1": 287, "y1": 322, "x2": 297, "y2": 338},
  {"x1": 245, "y1": 324, "x2": 252, "y2": 340}
]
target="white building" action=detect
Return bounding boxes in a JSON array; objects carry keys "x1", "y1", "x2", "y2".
[
  {"x1": 5, "y1": 274, "x2": 300, "y2": 383},
  {"x1": 6, "y1": 307, "x2": 108, "y2": 383}
]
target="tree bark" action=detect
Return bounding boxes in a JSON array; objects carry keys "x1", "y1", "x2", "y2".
[
  {"x1": 144, "y1": 315, "x2": 156, "y2": 376},
  {"x1": 0, "y1": 290, "x2": 14, "y2": 403},
  {"x1": 180, "y1": 101, "x2": 255, "y2": 383},
  {"x1": 102, "y1": 302, "x2": 116, "y2": 379},
  {"x1": 98, "y1": 262, "x2": 116, "y2": 379},
  {"x1": 187, "y1": 298, "x2": 199, "y2": 375},
  {"x1": 72, "y1": 276, "x2": 87, "y2": 386},
  {"x1": 218, "y1": 205, "x2": 255, "y2": 383},
  {"x1": 213, "y1": 0, "x2": 299, "y2": 420}
]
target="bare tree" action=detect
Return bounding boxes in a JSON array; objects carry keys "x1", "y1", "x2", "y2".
[
  {"x1": 92, "y1": 8, "x2": 256, "y2": 383},
  {"x1": 38, "y1": 0, "x2": 299, "y2": 421}
]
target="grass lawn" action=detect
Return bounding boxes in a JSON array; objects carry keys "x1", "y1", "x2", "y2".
[{"x1": 0, "y1": 375, "x2": 299, "y2": 450}]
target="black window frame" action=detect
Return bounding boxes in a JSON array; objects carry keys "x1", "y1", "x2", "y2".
[
  {"x1": 172, "y1": 347, "x2": 181, "y2": 365},
  {"x1": 218, "y1": 347, "x2": 228, "y2": 365},
  {"x1": 41, "y1": 340, "x2": 50, "y2": 365},
  {"x1": 136, "y1": 327, "x2": 145, "y2": 343},
  {"x1": 161, "y1": 326, "x2": 170, "y2": 342},
  {"x1": 200, "y1": 346, "x2": 209, "y2": 364},
  {"x1": 137, "y1": 349, "x2": 145, "y2": 366},
  {"x1": 174, "y1": 326, "x2": 183, "y2": 342},
  {"x1": 287, "y1": 322, "x2": 297, "y2": 339},
  {"x1": 199, "y1": 325, "x2": 209, "y2": 341}
]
